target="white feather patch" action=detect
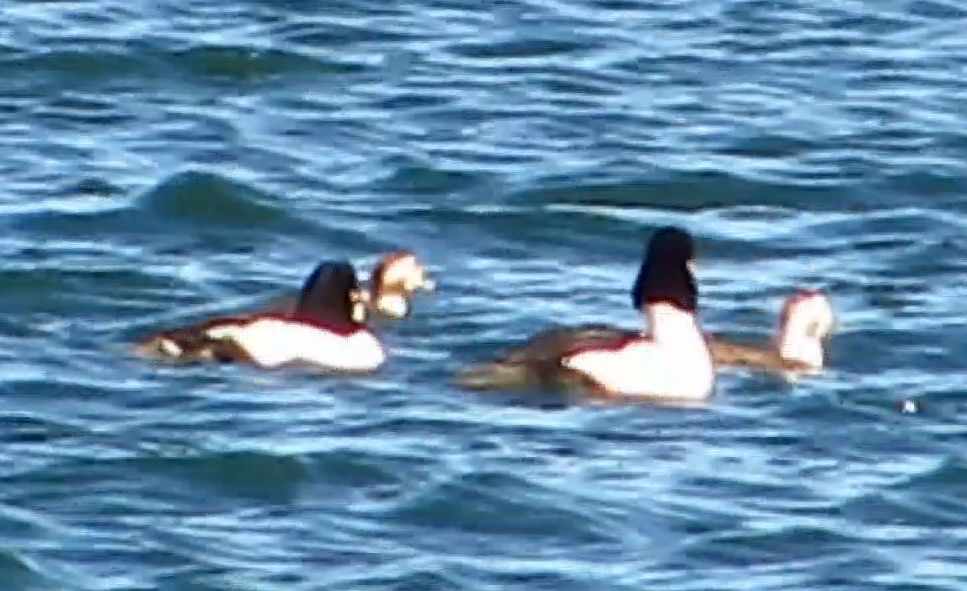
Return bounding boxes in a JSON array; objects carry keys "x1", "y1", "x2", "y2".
[
  {"x1": 205, "y1": 318, "x2": 386, "y2": 372},
  {"x1": 562, "y1": 334, "x2": 714, "y2": 400},
  {"x1": 376, "y1": 294, "x2": 409, "y2": 318},
  {"x1": 159, "y1": 338, "x2": 182, "y2": 356}
]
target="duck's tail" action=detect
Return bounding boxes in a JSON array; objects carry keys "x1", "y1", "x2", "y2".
[
  {"x1": 129, "y1": 333, "x2": 207, "y2": 364},
  {"x1": 128, "y1": 328, "x2": 252, "y2": 365}
]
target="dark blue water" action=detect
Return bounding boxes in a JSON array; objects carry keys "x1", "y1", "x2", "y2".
[{"x1": 1, "y1": 0, "x2": 966, "y2": 589}]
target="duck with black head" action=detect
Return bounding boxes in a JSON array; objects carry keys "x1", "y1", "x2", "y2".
[
  {"x1": 131, "y1": 260, "x2": 388, "y2": 373},
  {"x1": 454, "y1": 226, "x2": 716, "y2": 401},
  {"x1": 474, "y1": 286, "x2": 836, "y2": 381}
]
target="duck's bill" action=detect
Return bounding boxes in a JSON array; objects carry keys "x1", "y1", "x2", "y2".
[{"x1": 416, "y1": 270, "x2": 436, "y2": 291}]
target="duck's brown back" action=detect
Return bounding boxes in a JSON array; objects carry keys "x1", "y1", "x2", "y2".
[
  {"x1": 131, "y1": 320, "x2": 257, "y2": 366},
  {"x1": 706, "y1": 337, "x2": 812, "y2": 372},
  {"x1": 454, "y1": 323, "x2": 637, "y2": 397},
  {"x1": 499, "y1": 323, "x2": 636, "y2": 363}
]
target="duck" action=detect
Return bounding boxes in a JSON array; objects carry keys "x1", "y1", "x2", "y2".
[
  {"x1": 131, "y1": 260, "x2": 390, "y2": 373},
  {"x1": 455, "y1": 288, "x2": 835, "y2": 395},
  {"x1": 455, "y1": 226, "x2": 716, "y2": 402},
  {"x1": 264, "y1": 249, "x2": 435, "y2": 320}
]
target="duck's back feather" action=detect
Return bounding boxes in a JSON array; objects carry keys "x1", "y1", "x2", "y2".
[
  {"x1": 707, "y1": 338, "x2": 813, "y2": 372},
  {"x1": 454, "y1": 323, "x2": 638, "y2": 396},
  {"x1": 499, "y1": 323, "x2": 637, "y2": 363}
]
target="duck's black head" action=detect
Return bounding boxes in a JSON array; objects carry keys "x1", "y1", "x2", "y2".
[
  {"x1": 295, "y1": 261, "x2": 367, "y2": 326},
  {"x1": 630, "y1": 226, "x2": 697, "y2": 313}
]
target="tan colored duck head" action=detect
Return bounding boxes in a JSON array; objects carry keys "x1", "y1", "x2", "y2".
[
  {"x1": 362, "y1": 249, "x2": 436, "y2": 319},
  {"x1": 709, "y1": 289, "x2": 835, "y2": 374}
]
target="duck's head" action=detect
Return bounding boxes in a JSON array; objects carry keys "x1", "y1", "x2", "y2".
[
  {"x1": 364, "y1": 249, "x2": 435, "y2": 319},
  {"x1": 295, "y1": 260, "x2": 370, "y2": 325},
  {"x1": 779, "y1": 290, "x2": 835, "y2": 339},
  {"x1": 630, "y1": 226, "x2": 698, "y2": 314},
  {"x1": 777, "y1": 289, "x2": 835, "y2": 369}
]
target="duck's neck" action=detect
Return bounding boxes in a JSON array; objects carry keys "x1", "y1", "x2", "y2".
[
  {"x1": 641, "y1": 302, "x2": 713, "y2": 399},
  {"x1": 776, "y1": 319, "x2": 823, "y2": 369},
  {"x1": 644, "y1": 302, "x2": 709, "y2": 352}
]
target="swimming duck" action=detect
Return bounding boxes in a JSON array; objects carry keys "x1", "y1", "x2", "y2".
[
  {"x1": 265, "y1": 249, "x2": 435, "y2": 320},
  {"x1": 455, "y1": 288, "x2": 834, "y2": 394},
  {"x1": 131, "y1": 260, "x2": 388, "y2": 373},
  {"x1": 455, "y1": 226, "x2": 716, "y2": 401}
]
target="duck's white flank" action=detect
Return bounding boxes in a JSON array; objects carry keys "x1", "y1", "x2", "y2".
[
  {"x1": 777, "y1": 293, "x2": 834, "y2": 370},
  {"x1": 562, "y1": 303, "x2": 715, "y2": 399},
  {"x1": 205, "y1": 318, "x2": 386, "y2": 372}
]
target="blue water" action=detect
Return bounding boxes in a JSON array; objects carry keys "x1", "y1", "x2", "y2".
[{"x1": 1, "y1": 0, "x2": 966, "y2": 589}]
